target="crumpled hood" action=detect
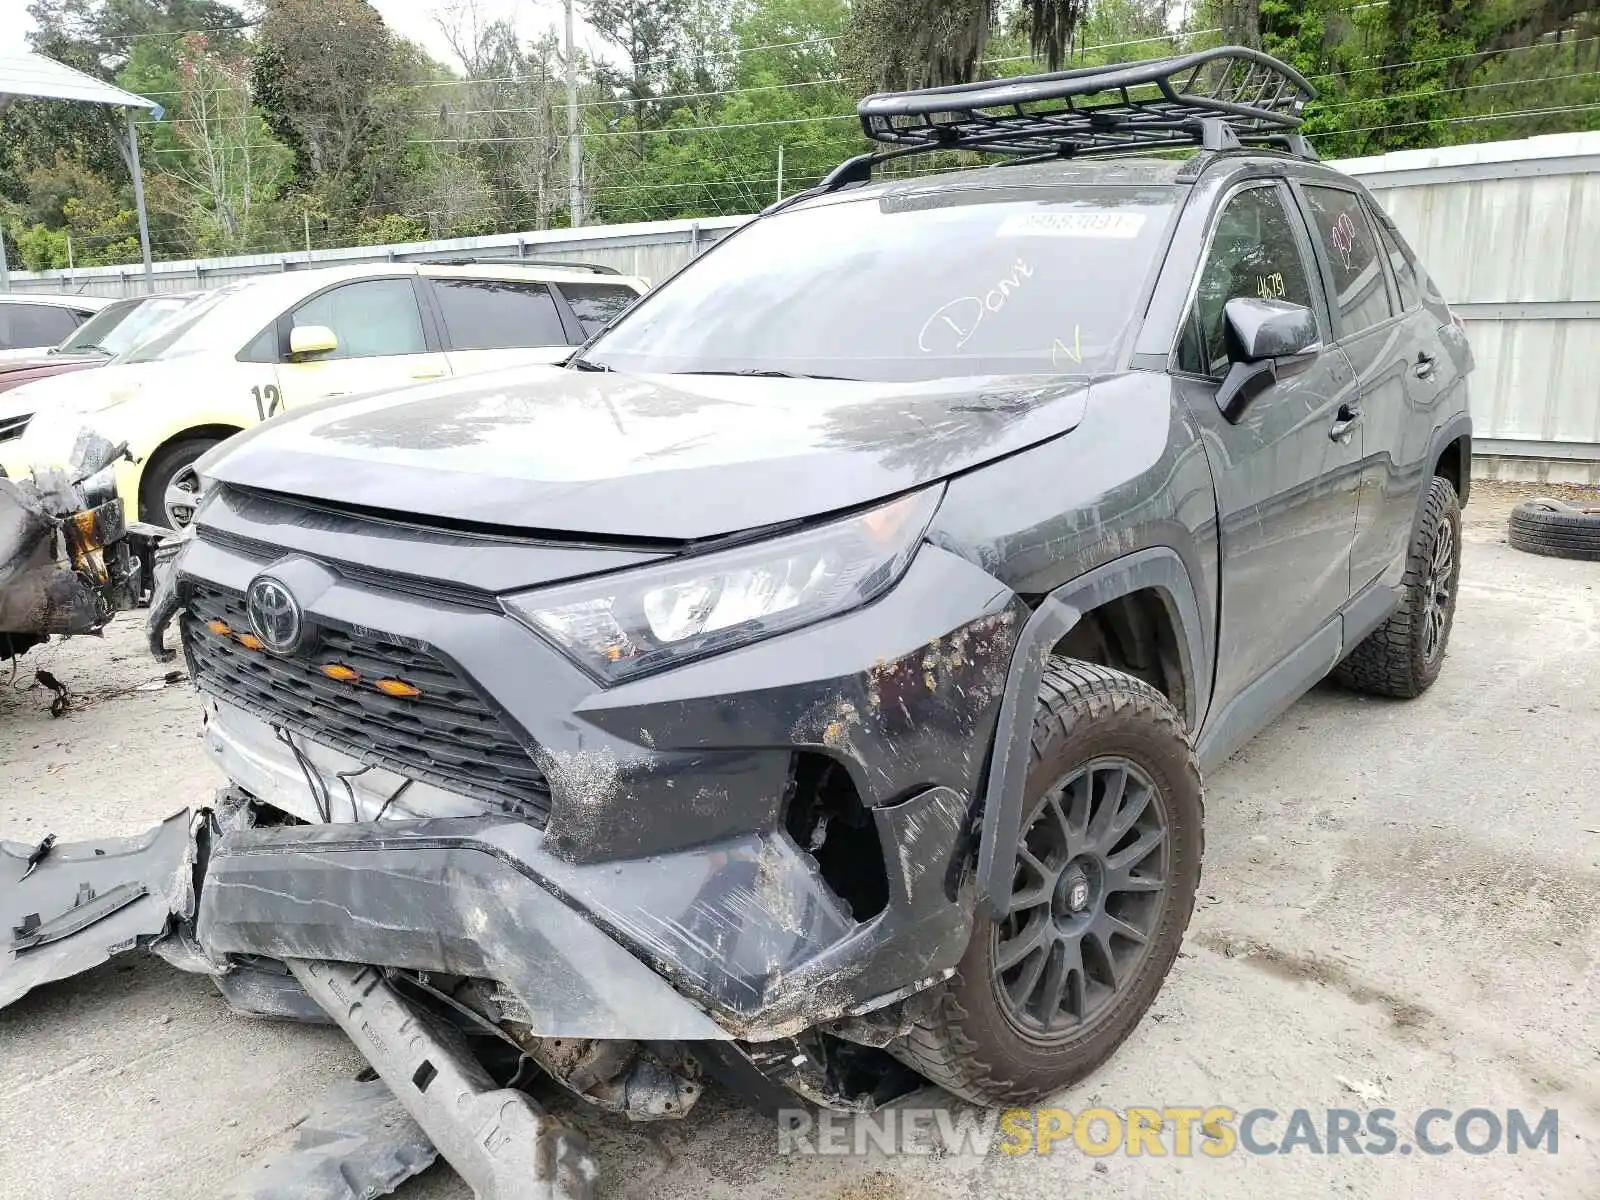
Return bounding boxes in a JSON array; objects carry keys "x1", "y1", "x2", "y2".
[{"x1": 205, "y1": 367, "x2": 1098, "y2": 541}]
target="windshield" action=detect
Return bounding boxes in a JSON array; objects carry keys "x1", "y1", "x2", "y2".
[
  {"x1": 59, "y1": 294, "x2": 196, "y2": 356},
  {"x1": 118, "y1": 282, "x2": 252, "y2": 363},
  {"x1": 585, "y1": 185, "x2": 1176, "y2": 382}
]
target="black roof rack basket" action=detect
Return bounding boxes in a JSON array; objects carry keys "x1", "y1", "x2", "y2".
[{"x1": 807, "y1": 47, "x2": 1316, "y2": 196}]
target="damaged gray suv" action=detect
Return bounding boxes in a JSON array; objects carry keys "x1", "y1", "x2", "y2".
[{"x1": 7, "y1": 49, "x2": 1472, "y2": 1189}]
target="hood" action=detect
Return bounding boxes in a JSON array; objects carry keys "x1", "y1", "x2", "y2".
[
  {"x1": 0, "y1": 354, "x2": 105, "y2": 397},
  {"x1": 0, "y1": 358, "x2": 184, "y2": 424},
  {"x1": 205, "y1": 367, "x2": 1097, "y2": 541}
]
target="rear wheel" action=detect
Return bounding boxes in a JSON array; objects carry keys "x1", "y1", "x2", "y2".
[
  {"x1": 139, "y1": 438, "x2": 220, "y2": 529},
  {"x1": 894, "y1": 660, "x2": 1203, "y2": 1105},
  {"x1": 1334, "y1": 475, "x2": 1461, "y2": 698}
]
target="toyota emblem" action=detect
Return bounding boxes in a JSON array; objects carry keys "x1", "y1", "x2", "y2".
[{"x1": 246, "y1": 575, "x2": 303, "y2": 654}]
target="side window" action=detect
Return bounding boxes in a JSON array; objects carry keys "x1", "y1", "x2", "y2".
[
  {"x1": 557, "y1": 282, "x2": 640, "y2": 338},
  {"x1": 431, "y1": 279, "x2": 568, "y2": 349},
  {"x1": 290, "y1": 279, "x2": 427, "y2": 360},
  {"x1": 1178, "y1": 184, "x2": 1318, "y2": 377},
  {"x1": 1302, "y1": 186, "x2": 1394, "y2": 337},
  {"x1": 239, "y1": 325, "x2": 279, "y2": 363},
  {"x1": 1372, "y1": 213, "x2": 1422, "y2": 312},
  {"x1": 0, "y1": 303, "x2": 80, "y2": 348}
]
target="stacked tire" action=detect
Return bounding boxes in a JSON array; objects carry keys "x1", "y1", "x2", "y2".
[{"x1": 1508, "y1": 498, "x2": 1600, "y2": 562}]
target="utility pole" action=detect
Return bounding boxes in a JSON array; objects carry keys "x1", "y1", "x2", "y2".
[
  {"x1": 565, "y1": 0, "x2": 583, "y2": 228},
  {"x1": 304, "y1": 212, "x2": 312, "y2": 253},
  {"x1": 776, "y1": 144, "x2": 784, "y2": 203}
]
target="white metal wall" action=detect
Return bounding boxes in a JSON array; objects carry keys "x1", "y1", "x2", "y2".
[{"x1": 1339, "y1": 132, "x2": 1600, "y2": 472}]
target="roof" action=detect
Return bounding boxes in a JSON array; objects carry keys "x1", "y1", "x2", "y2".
[
  {"x1": 0, "y1": 51, "x2": 162, "y2": 117},
  {"x1": 0, "y1": 293, "x2": 112, "y2": 310},
  {"x1": 792, "y1": 156, "x2": 1196, "y2": 212}
]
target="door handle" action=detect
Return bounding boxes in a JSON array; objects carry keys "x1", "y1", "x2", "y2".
[
  {"x1": 411, "y1": 370, "x2": 446, "y2": 381},
  {"x1": 1413, "y1": 352, "x2": 1436, "y2": 380},
  {"x1": 1329, "y1": 403, "x2": 1362, "y2": 444}
]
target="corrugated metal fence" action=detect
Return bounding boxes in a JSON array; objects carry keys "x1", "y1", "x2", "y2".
[
  {"x1": 6, "y1": 132, "x2": 1597, "y2": 475},
  {"x1": 1338, "y1": 131, "x2": 1600, "y2": 482}
]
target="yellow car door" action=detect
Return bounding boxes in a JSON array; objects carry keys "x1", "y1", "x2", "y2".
[{"x1": 273, "y1": 277, "x2": 449, "y2": 411}]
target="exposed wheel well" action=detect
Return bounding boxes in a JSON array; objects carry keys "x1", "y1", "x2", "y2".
[
  {"x1": 1434, "y1": 434, "x2": 1470, "y2": 508},
  {"x1": 145, "y1": 424, "x2": 244, "y2": 468},
  {"x1": 1049, "y1": 588, "x2": 1188, "y2": 724}
]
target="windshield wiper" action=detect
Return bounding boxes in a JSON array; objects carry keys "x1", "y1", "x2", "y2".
[
  {"x1": 567, "y1": 355, "x2": 611, "y2": 372},
  {"x1": 673, "y1": 369, "x2": 860, "y2": 381}
]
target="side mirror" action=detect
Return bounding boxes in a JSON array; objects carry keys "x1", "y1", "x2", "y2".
[
  {"x1": 1215, "y1": 298, "x2": 1319, "y2": 422},
  {"x1": 289, "y1": 324, "x2": 338, "y2": 358},
  {"x1": 1225, "y1": 297, "x2": 1318, "y2": 362}
]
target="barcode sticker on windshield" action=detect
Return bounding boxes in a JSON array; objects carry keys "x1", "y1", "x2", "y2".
[{"x1": 999, "y1": 211, "x2": 1147, "y2": 238}]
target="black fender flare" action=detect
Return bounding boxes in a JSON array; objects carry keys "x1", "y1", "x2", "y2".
[
  {"x1": 1423, "y1": 413, "x2": 1472, "y2": 515},
  {"x1": 974, "y1": 546, "x2": 1208, "y2": 919}
]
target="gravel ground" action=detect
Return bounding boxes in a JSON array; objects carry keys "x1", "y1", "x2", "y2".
[{"x1": 1, "y1": 480, "x2": 1596, "y2": 1199}]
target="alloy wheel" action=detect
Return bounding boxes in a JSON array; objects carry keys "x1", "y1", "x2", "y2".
[
  {"x1": 1422, "y1": 519, "x2": 1455, "y2": 663},
  {"x1": 991, "y1": 757, "x2": 1171, "y2": 1038}
]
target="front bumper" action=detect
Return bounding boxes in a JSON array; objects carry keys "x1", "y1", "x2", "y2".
[{"x1": 152, "y1": 489, "x2": 1026, "y2": 1039}]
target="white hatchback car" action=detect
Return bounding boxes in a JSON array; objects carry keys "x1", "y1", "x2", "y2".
[{"x1": 0, "y1": 261, "x2": 646, "y2": 525}]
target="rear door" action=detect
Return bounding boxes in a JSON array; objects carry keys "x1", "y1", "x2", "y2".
[
  {"x1": 273, "y1": 277, "x2": 449, "y2": 412},
  {"x1": 1172, "y1": 178, "x2": 1363, "y2": 719},
  {"x1": 1295, "y1": 182, "x2": 1416, "y2": 593},
  {"x1": 426, "y1": 276, "x2": 578, "y2": 376}
]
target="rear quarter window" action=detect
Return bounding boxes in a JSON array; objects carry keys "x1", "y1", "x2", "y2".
[{"x1": 558, "y1": 282, "x2": 640, "y2": 337}]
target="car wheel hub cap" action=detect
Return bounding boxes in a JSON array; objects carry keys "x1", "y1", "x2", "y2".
[{"x1": 992, "y1": 757, "x2": 1171, "y2": 1037}]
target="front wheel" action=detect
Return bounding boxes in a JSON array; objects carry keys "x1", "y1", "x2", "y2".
[
  {"x1": 894, "y1": 660, "x2": 1203, "y2": 1106},
  {"x1": 138, "y1": 438, "x2": 221, "y2": 529}
]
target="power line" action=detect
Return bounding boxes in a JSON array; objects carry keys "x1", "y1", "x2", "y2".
[
  {"x1": 1306, "y1": 34, "x2": 1600, "y2": 85},
  {"x1": 1315, "y1": 100, "x2": 1600, "y2": 140},
  {"x1": 1311, "y1": 67, "x2": 1600, "y2": 113}
]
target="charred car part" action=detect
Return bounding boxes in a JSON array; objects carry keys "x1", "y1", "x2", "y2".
[{"x1": 0, "y1": 429, "x2": 147, "y2": 662}]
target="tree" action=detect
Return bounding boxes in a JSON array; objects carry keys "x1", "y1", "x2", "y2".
[
  {"x1": 250, "y1": 0, "x2": 426, "y2": 216},
  {"x1": 843, "y1": 0, "x2": 1087, "y2": 91},
  {"x1": 141, "y1": 34, "x2": 293, "y2": 254}
]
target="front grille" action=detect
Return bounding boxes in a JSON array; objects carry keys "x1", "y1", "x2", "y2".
[
  {"x1": 183, "y1": 581, "x2": 550, "y2": 824},
  {"x1": 194, "y1": 525, "x2": 503, "y2": 612},
  {"x1": 0, "y1": 414, "x2": 29, "y2": 443}
]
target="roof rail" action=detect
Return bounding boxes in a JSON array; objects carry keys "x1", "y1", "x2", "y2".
[
  {"x1": 409, "y1": 255, "x2": 621, "y2": 275},
  {"x1": 803, "y1": 47, "x2": 1316, "y2": 199}
]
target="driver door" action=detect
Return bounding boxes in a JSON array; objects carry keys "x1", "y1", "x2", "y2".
[
  {"x1": 271, "y1": 277, "x2": 449, "y2": 414},
  {"x1": 1173, "y1": 180, "x2": 1362, "y2": 738}
]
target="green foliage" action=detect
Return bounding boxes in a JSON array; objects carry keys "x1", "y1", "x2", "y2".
[{"x1": 1, "y1": 0, "x2": 1596, "y2": 272}]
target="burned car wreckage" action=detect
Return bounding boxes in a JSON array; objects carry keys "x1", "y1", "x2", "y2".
[
  {"x1": 0, "y1": 430, "x2": 146, "y2": 665},
  {"x1": 1, "y1": 50, "x2": 1473, "y2": 1198}
]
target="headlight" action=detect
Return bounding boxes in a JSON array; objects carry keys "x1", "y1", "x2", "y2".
[{"x1": 503, "y1": 488, "x2": 942, "y2": 683}]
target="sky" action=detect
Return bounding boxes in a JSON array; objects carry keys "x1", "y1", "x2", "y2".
[{"x1": 0, "y1": 1, "x2": 594, "y2": 70}]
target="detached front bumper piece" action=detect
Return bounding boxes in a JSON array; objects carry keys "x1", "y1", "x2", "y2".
[{"x1": 0, "y1": 810, "x2": 200, "y2": 1010}]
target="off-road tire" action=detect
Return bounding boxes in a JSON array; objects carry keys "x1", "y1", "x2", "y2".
[
  {"x1": 138, "y1": 437, "x2": 220, "y2": 528},
  {"x1": 893, "y1": 660, "x2": 1203, "y2": 1106},
  {"x1": 1334, "y1": 475, "x2": 1461, "y2": 698},
  {"x1": 1508, "y1": 497, "x2": 1600, "y2": 562}
]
